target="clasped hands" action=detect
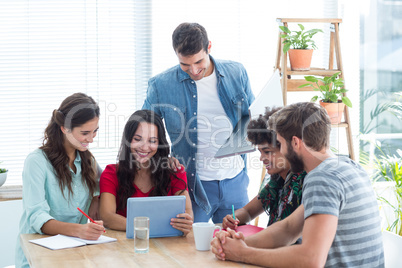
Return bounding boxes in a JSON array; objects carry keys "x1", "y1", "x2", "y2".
[{"x1": 211, "y1": 227, "x2": 248, "y2": 262}]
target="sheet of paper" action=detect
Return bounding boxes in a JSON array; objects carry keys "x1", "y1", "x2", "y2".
[
  {"x1": 29, "y1": 234, "x2": 117, "y2": 250},
  {"x1": 73, "y1": 235, "x2": 117, "y2": 245},
  {"x1": 29, "y1": 234, "x2": 85, "y2": 250}
]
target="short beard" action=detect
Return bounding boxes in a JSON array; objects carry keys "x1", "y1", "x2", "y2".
[{"x1": 285, "y1": 144, "x2": 305, "y2": 173}]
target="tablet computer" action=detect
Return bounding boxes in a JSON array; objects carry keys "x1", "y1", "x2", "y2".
[
  {"x1": 126, "y1": 195, "x2": 186, "y2": 239},
  {"x1": 215, "y1": 69, "x2": 283, "y2": 158}
]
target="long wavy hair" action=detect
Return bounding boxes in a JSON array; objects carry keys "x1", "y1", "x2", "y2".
[
  {"x1": 40, "y1": 93, "x2": 100, "y2": 199},
  {"x1": 116, "y1": 110, "x2": 186, "y2": 211}
]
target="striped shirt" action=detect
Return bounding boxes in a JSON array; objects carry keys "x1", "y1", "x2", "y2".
[{"x1": 303, "y1": 157, "x2": 384, "y2": 267}]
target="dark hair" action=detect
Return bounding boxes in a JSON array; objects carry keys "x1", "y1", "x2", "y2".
[
  {"x1": 172, "y1": 22, "x2": 209, "y2": 56},
  {"x1": 40, "y1": 92, "x2": 100, "y2": 198},
  {"x1": 247, "y1": 107, "x2": 282, "y2": 147},
  {"x1": 268, "y1": 102, "x2": 331, "y2": 151},
  {"x1": 116, "y1": 110, "x2": 186, "y2": 211}
]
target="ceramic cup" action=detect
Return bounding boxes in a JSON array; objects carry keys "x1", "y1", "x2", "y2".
[{"x1": 192, "y1": 222, "x2": 221, "y2": 251}]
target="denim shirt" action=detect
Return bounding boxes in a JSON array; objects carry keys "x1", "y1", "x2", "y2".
[{"x1": 143, "y1": 56, "x2": 255, "y2": 213}]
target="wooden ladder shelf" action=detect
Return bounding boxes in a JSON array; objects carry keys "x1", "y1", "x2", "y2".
[
  {"x1": 255, "y1": 18, "x2": 355, "y2": 227},
  {"x1": 275, "y1": 18, "x2": 355, "y2": 160}
]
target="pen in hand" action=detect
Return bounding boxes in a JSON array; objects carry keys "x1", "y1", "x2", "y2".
[
  {"x1": 232, "y1": 205, "x2": 235, "y2": 220},
  {"x1": 77, "y1": 207, "x2": 106, "y2": 233}
]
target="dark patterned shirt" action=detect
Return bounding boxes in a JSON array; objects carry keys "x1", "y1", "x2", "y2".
[{"x1": 258, "y1": 171, "x2": 306, "y2": 226}]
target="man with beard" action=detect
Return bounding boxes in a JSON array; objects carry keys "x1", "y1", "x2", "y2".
[{"x1": 211, "y1": 102, "x2": 384, "y2": 268}]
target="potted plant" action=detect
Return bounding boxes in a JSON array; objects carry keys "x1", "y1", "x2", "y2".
[
  {"x1": 365, "y1": 145, "x2": 402, "y2": 265},
  {"x1": 279, "y1": 24, "x2": 323, "y2": 71},
  {"x1": 0, "y1": 162, "x2": 7, "y2": 187},
  {"x1": 299, "y1": 71, "x2": 352, "y2": 124},
  {"x1": 370, "y1": 147, "x2": 402, "y2": 236}
]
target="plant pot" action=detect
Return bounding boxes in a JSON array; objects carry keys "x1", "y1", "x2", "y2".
[
  {"x1": 288, "y1": 49, "x2": 313, "y2": 71},
  {"x1": 0, "y1": 171, "x2": 7, "y2": 187},
  {"x1": 319, "y1": 100, "x2": 345, "y2": 124},
  {"x1": 383, "y1": 230, "x2": 402, "y2": 267}
]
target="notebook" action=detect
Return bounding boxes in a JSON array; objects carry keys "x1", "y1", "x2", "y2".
[
  {"x1": 213, "y1": 224, "x2": 264, "y2": 237},
  {"x1": 126, "y1": 195, "x2": 186, "y2": 239},
  {"x1": 215, "y1": 69, "x2": 284, "y2": 158},
  {"x1": 29, "y1": 234, "x2": 117, "y2": 250}
]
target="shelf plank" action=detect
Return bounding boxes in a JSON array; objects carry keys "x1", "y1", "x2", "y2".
[
  {"x1": 0, "y1": 185, "x2": 22, "y2": 201},
  {"x1": 287, "y1": 69, "x2": 341, "y2": 76},
  {"x1": 331, "y1": 122, "x2": 349, "y2": 128},
  {"x1": 285, "y1": 79, "x2": 320, "y2": 91},
  {"x1": 277, "y1": 18, "x2": 342, "y2": 23}
]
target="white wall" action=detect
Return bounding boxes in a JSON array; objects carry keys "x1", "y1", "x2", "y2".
[{"x1": 0, "y1": 200, "x2": 22, "y2": 267}]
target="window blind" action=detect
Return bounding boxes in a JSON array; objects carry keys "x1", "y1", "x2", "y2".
[{"x1": 0, "y1": 0, "x2": 144, "y2": 185}]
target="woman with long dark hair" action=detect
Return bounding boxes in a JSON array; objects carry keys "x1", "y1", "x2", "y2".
[
  {"x1": 15, "y1": 93, "x2": 105, "y2": 268},
  {"x1": 99, "y1": 110, "x2": 193, "y2": 235}
]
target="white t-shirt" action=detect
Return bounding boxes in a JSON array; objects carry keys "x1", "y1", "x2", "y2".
[{"x1": 195, "y1": 69, "x2": 244, "y2": 181}]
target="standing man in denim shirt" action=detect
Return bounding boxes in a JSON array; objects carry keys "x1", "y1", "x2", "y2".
[{"x1": 142, "y1": 23, "x2": 255, "y2": 222}]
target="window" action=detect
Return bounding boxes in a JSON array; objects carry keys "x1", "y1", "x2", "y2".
[
  {"x1": 1, "y1": 0, "x2": 340, "y2": 188},
  {"x1": 359, "y1": 0, "x2": 402, "y2": 164},
  {"x1": 0, "y1": 0, "x2": 142, "y2": 185}
]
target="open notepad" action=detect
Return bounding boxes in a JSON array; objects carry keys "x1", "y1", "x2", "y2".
[{"x1": 29, "y1": 234, "x2": 117, "y2": 250}]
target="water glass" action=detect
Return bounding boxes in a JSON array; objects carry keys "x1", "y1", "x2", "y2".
[{"x1": 134, "y1": 216, "x2": 149, "y2": 253}]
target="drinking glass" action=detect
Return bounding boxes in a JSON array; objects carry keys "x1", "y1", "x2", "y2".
[{"x1": 134, "y1": 216, "x2": 149, "y2": 253}]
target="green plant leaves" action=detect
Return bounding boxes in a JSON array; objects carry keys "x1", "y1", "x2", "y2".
[
  {"x1": 304, "y1": 76, "x2": 318, "y2": 82},
  {"x1": 283, "y1": 43, "x2": 291, "y2": 54},
  {"x1": 0, "y1": 161, "x2": 6, "y2": 173},
  {"x1": 342, "y1": 96, "x2": 352, "y2": 108},
  {"x1": 319, "y1": 85, "x2": 328, "y2": 91},
  {"x1": 330, "y1": 95, "x2": 338, "y2": 103},
  {"x1": 279, "y1": 24, "x2": 322, "y2": 53},
  {"x1": 279, "y1": 26, "x2": 291, "y2": 34},
  {"x1": 298, "y1": 83, "x2": 312, "y2": 88},
  {"x1": 370, "y1": 144, "x2": 402, "y2": 235},
  {"x1": 334, "y1": 80, "x2": 344, "y2": 87},
  {"x1": 299, "y1": 71, "x2": 352, "y2": 107}
]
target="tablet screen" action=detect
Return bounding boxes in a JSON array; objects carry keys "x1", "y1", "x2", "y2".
[{"x1": 126, "y1": 195, "x2": 186, "y2": 238}]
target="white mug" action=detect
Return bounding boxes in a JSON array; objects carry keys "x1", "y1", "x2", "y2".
[{"x1": 192, "y1": 222, "x2": 221, "y2": 251}]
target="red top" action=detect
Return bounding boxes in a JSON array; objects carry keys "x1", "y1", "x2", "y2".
[{"x1": 100, "y1": 164, "x2": 188, "y2": 217}]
